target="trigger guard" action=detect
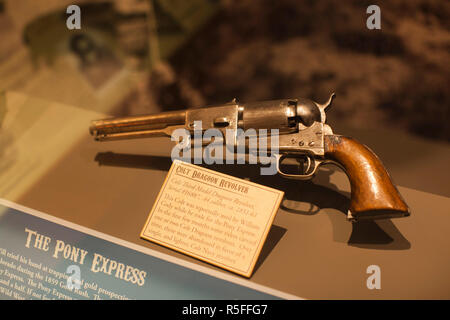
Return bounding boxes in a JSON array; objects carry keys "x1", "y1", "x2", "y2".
[{"x1": 276, "y1": 154, "x2": 321, "y2": 180}]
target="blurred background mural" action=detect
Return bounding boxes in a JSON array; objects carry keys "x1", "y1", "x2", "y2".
[{"x1": 0, "y1": 0, "x2": 449, "y2": 141}]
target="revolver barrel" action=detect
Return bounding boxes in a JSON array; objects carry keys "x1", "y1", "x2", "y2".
[{"x1": 89, "y1": 110, "x2": 186, "y2": 141}]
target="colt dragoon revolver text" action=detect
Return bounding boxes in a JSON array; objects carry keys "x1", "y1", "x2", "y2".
[{"x1": 90, "y1": 94, "x2": 410, "y2": 221}]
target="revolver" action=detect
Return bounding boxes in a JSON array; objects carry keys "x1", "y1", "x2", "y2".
[{"x1": 89, "y1": 94, "x2": 410, "y2": 221}]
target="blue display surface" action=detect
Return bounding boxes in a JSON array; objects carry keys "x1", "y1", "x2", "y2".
[{"x1": 0, "y1": 200, "x2": 294, "y2": 300}]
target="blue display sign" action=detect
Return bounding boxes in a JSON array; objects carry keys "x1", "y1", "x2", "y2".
[{"x1": 0, "y1": 200, "x2": 296, "y2": 300}]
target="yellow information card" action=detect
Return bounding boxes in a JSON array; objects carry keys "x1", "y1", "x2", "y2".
[{"x1": 141, "y1": 160, "x2": 284, "y2": 277}]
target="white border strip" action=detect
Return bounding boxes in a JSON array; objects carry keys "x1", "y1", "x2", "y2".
[{"x1": 0, "y1": 198, "x2": 303, "y2": 300}]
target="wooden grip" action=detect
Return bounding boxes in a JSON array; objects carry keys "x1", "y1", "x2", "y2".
[{"x1": 324, "y1": 135, "x2": 410, "y2": 220}]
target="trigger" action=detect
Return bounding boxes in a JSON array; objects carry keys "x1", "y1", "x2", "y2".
[{"x1": 298, "y1": 156, "x2": 312, "y2": 175}]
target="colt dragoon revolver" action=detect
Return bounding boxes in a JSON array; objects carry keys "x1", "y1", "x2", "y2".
[{"x1": 89, "y1": 94, "x2": 409, "y2": 221}]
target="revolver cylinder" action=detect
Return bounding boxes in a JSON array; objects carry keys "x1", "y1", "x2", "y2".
[{"x1": 240, "y1": 98, "x2": 323, "y2": 133}]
